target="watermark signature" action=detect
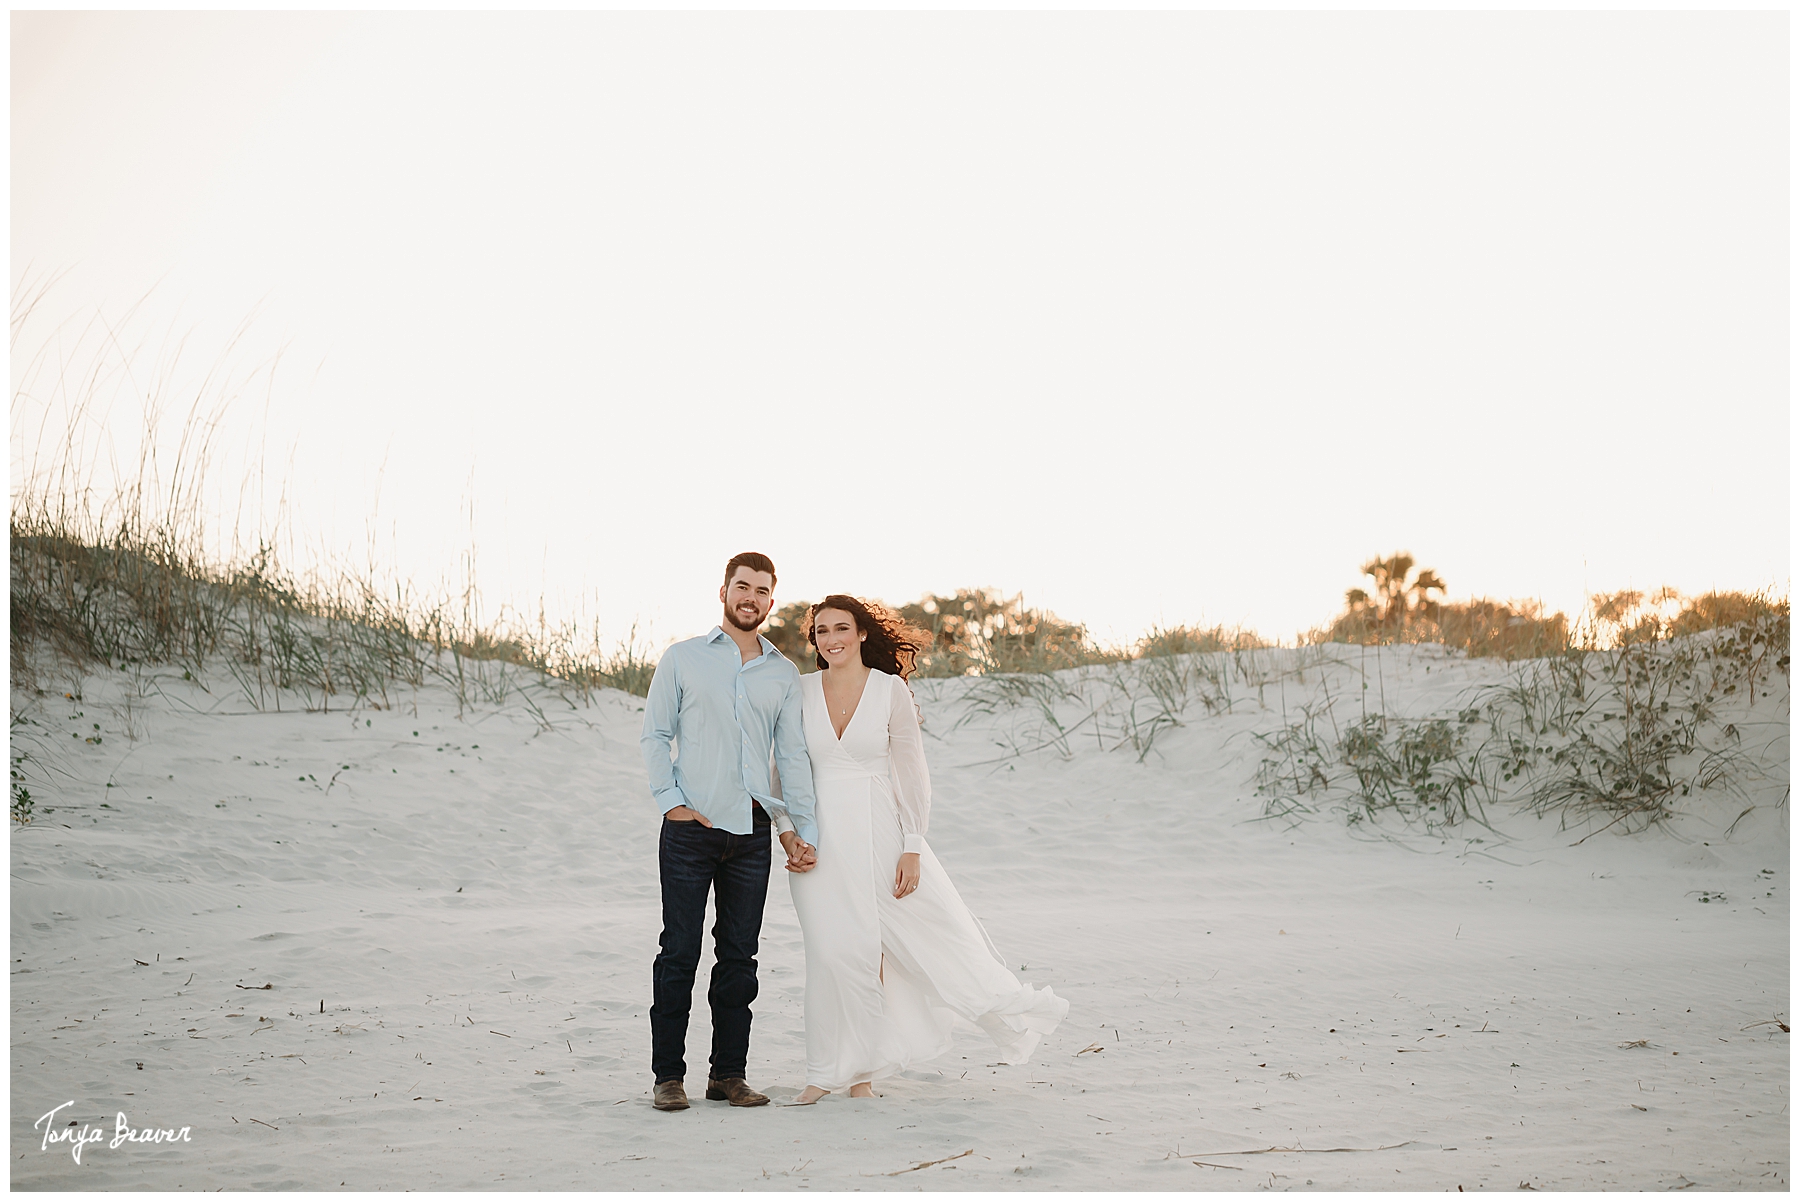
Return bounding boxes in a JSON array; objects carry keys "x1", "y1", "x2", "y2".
[{"x1": 32, "y1": 1101, "x2": 192, "y2": 1164}]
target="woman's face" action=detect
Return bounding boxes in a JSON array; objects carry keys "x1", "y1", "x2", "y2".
[{"x1": 812, "y1": 607, "x2": 865, "y2": 668}]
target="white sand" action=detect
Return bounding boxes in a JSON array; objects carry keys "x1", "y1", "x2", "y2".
[{"x1": 10, "y1": 645, "x2": 1788, "y2": 1189}]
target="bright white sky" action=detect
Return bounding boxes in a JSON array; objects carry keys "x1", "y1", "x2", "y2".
[{"x1": 11, "y1": 11, "x2": 1789, "y2": 652}]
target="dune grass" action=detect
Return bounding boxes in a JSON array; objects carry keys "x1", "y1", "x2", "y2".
[
  {"x1": 12, "y1": 483, "x2": 1786, "y2": 838},
  {"x1": 9, "y1": 503, "x2": 655, "y2": 713},
  {"x1": 10, "y1": 286, "x2": 656, "y2": 717},
  {"x1": 1253, "y1": 609, "x2": 1789, "y2": 838},
  {"x1": 9, "y1": 299, "x2": 1786, "y2": 839}
]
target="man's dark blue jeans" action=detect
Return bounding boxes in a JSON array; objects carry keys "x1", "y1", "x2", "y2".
[{"x1": 650, "y1": 807, "x2": 772, "y2": 1084}]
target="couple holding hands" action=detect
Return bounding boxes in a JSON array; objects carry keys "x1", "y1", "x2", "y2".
[{"x1": 640, "y1": 552, "x2": 1068, "y2": 1110}]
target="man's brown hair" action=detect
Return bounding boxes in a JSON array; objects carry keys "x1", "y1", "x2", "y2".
[{"x1": 724, "y1": 551, "x2": 777, "y2": 589}]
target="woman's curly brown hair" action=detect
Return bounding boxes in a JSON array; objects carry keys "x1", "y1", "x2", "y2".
[{"x1": 806, "y1": 594, "x2": 931, "y2": 680}]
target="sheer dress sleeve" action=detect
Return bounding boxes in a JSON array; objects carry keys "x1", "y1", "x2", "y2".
[{"x1": 886, "y1": 673, "x2": 931, "y2": 855}]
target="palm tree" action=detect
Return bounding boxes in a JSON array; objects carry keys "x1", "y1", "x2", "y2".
[{"x1": 1344, "y1": 553, "x2": 1446, "y2": 630}]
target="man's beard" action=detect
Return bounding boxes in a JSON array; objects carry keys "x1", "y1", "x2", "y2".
[{"x1": 724, "y1": 603, "x2": 764, "y2": 633}]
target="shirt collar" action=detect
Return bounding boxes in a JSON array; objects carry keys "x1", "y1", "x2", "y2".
[{"x1": 706, "y1": 626, "x2": 775, "y2": 659}]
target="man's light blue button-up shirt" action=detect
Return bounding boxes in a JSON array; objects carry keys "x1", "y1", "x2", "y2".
[{"x1": 639, "y1": 626, "x2": 819, "y2": 847}]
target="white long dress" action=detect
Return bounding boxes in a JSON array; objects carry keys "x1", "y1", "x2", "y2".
[{"x1": 786, "y1": 668, "x2": 1068, "y2": 1091}]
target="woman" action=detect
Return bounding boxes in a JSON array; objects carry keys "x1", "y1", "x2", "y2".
[{"x1": 778, "y1": 594, "x2": 1068, "y2": 1104}]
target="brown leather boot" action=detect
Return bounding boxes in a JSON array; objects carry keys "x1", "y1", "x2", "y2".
[
  {"x1": 705, "y1": 1077, "x2": 770, "y2": 1107},
  {"x1": 652, "y1": 1079, "x2": 689, "y2": 1111}
]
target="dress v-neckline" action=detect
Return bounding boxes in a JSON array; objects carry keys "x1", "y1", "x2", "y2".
[{"x1": 822, "y1": 669, "x2": 874, "y2": 742}]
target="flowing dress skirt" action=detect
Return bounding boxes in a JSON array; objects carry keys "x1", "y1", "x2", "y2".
[{"x1": 788, "y1": 766, "x2": 1069, "y2": 1091}]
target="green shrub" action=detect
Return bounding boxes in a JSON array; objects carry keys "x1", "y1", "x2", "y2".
[
  {"x1": 1136, "y1": 624, "x2": 1266, "y2": 658},
  {"x1": 1313, "y1": 552, "x2": 1594, "y2": 659},
  {"x1": 897, "y1": 588, "x2": 1119, "y2": 677},
  {"x1": 1671, "y1": 590, "x2": 1790, "y2": 639}
]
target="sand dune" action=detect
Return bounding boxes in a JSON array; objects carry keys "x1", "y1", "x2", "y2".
[{"x1": 10, "y1": 645, "x2": 1788, "y2": 1189}]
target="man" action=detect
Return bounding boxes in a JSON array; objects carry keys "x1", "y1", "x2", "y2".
[{"x1": 639, "y1": 551, "x2": 819, "y2": 1112}]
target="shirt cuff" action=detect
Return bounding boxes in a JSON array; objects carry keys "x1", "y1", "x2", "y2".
[
  {"x1": 769, "y1": 809, "x2": 796, "y2": 836},
  {"x1": 903, "y1": 833, "x2": 927, "y2": 856}
]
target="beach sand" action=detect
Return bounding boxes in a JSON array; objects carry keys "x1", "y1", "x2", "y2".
[{"x1": 10, "y1": 645, "x2": 1788, "y2": 1189}]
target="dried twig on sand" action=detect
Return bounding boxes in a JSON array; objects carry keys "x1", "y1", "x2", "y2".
[
  {"x1": 1191, "y1": 1143, "x2": 1415, "y2": 1156},
  {"x1": 1192, "y1": 1161, "x2": 1245, "y2": 1170},
  {"x1": 885, "y1": 1149, "x2": 973, "y2": 1176}
]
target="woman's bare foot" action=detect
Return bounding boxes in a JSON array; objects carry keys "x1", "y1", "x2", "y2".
[
  {"x1": 847, "y1": 1082, "x2": 877, "y2": 1099},
  {"x1": 791, "y1": 1085, "x2": 830, "y2": 1106}
]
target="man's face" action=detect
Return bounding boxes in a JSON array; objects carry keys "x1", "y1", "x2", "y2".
[{"x1": 720, "y1": 567, "x2": 775, "y2": 633}]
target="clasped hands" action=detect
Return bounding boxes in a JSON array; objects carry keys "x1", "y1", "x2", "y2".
[
  {"x1": 666, "y1": 805, "x2": 818, "y2": 873},
  {"x1": 778, "y1": 831, "x2": 817, "y2": 873},
  {"x1": 666, "y1": 807, "x2": 896, "y2": 884}
]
